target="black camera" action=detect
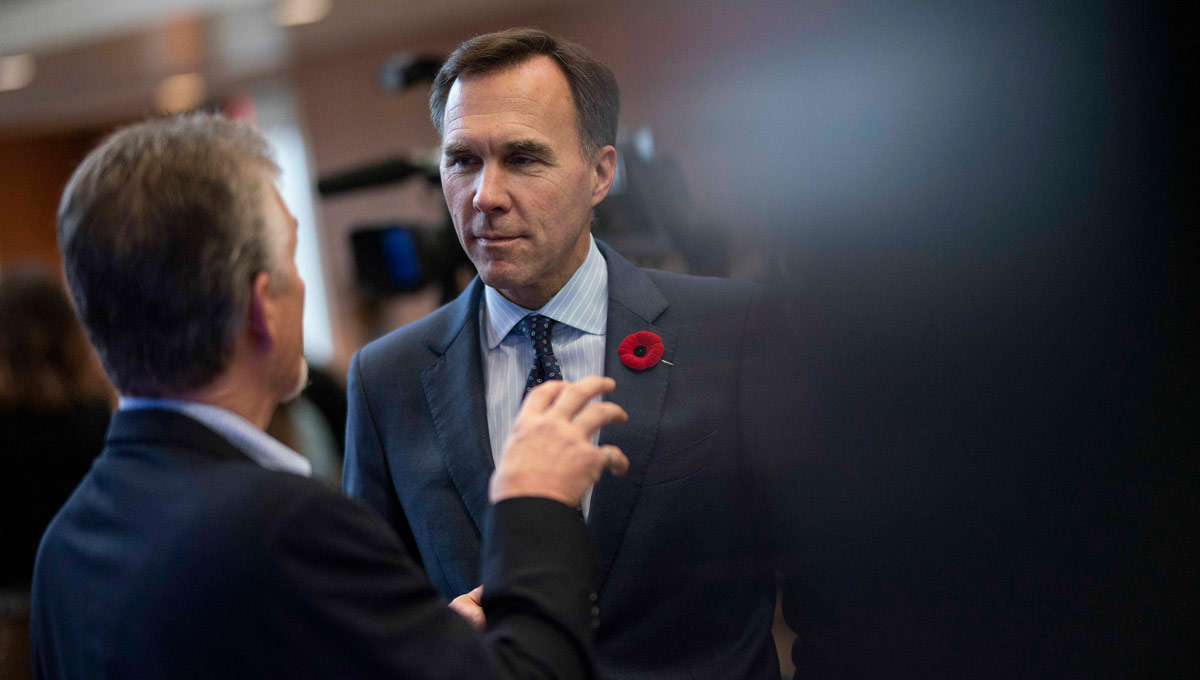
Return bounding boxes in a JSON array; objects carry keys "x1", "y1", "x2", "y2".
[{"x1": 350, "y1": 223, "x2": 466, "y2": 297}]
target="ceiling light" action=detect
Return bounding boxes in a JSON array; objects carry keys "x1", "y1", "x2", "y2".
[
  {"x1": 156, "y1": 73, "x2": 206, "y2": 114},
  {"x1": 0, "y1": 53, "x2": 36, "y2": 92},
  {"x1": 273, "y1": 0, "x2": 332, "y2": 27}
]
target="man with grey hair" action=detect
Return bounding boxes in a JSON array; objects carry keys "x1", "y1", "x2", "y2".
[
  {"x1": 346, "y1": 28, "x2": 806, "y2": 680},
  {"x1": 31, "y1": 112, "x2": 630, "y2": 679}
]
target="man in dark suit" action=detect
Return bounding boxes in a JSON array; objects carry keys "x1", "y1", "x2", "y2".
[
  {"x1": 32, "y1": 112, "x2": 630, "y2": 679},
  {"x1": 345, "y1": 29, "x2": 807, "y2": 679}
]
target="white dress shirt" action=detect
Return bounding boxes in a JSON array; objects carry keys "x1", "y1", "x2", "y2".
[
  {"x1": 480, "y1": 235, "x2": 608, "y2": 516},
  {"x1": 119, "y1": 397, "x2": 312, "y2": 477}
]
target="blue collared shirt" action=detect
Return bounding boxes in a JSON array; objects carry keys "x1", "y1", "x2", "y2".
[
  {"x1": 118, "y1": 397, "x2": 312, "y2": 477},
  {"x1": 480, "y1": 235, "x2": 608, "y2": 516}
]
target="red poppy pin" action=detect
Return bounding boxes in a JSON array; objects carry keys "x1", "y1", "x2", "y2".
[{"x1": 618, "y1": 331, "x2": 666, "y2": 370}]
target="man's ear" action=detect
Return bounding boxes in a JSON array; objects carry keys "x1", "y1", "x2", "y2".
[
  {"x1": 590, "y1": 145, "x2": 617, "y2": 207},
  {"x1": 247, "y1": 271, "x2": 274, "y2": 351}
]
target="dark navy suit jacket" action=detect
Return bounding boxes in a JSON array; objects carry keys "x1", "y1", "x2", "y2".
[
  {"x1": 345, "y1": 242, "x2": 809, "y2": 680},
  {"x1": 31, "y1": 408, "x2": 598, "y2": 679}
]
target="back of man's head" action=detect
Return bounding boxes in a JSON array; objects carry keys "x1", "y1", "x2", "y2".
[
  {"x1": 429, "y1": 27, "x2": 620, "y2": 158},
  {"x1": 57, "y1": 113, "x2": 280, "y2": 398}
]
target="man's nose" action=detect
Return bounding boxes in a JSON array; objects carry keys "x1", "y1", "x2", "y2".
[{"x1": 472, "y1": 164, "x2": 510, "y2": 214}]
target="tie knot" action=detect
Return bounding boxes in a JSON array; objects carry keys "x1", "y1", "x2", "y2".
[{"x1": 516, "y1": 314, "x2": 557, "y2": 357}]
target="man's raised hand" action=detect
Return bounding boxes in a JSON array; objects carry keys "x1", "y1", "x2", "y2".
[{"x1": 489, "y1": 376, "x2": 629, "y2": 506}]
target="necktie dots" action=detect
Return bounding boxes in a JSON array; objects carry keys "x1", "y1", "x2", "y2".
[{"x1": 517, "y1": 315, "x2": 564, "y2": 394}]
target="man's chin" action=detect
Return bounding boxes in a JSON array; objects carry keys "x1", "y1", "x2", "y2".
[
  {"x1": 281, "y1": 357, "x2": 309, "y2": 403},
  {"x1": 476, "y1": 266, "x2": 535, "y2": 296}
]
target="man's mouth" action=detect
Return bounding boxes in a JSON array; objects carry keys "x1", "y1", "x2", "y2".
[{"x1": 475, "y1": 234, "x2": 521, "y2": 245}]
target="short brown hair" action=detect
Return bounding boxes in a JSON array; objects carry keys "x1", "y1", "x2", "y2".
[
  {"x1": 429, "y1": 27, "x2": 619, "y2": 157},
  {"x1": 0, "y1": 266, "x2": 113, "y2": 411},
  {"x1": 57, "y1": 113, "x2": 280, "y2": 398}
]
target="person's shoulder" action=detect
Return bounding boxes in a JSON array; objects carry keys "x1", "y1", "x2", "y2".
[
  {"x1": 356, "y1": 289, "x2": 477, "y2": 369},
  {"x1": 640, "y1": 267, "x2": 759, "y2": 309},
  {"x1": 109, "y1": 443, "x2": 347, "y2": 531},
  {"x1": 222, "y1": 469, "x2": 405, "y2": 580},
  {"x1": 34, "y1": 452, "x2": 359, "y2": 585},
  {"x1": 631, "y1": 267, "x2": 800, "y2": 344},
  {"x1": 194, "y1": 466, "x2": 395, "y2": 557},
  {"x1": 269, "y1": 476, "x2": 400, "y2": 551},
  {"x1": 642, "y1": 267, "x2": 755, "y2": 292},
  {"x1": 227, "y1": 465, "x2": 349, "y2": 515},
  {"x1": 360, "y1": 304, "x2": 448, "y2": 355}
]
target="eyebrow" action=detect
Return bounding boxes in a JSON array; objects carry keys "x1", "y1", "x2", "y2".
[
  {"x1": 504, "y1": 139, "x2": 555, "y2": 160},
  {"x1": 442, "y1": 141, "x2": 472, "y2": 159},
  {"x1": 441, "y1": 139, "x2": 556, "y2": 162}
]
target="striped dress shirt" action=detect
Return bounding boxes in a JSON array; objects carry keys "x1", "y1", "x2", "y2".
[{"x1": 480, "y1": 235, "x2": 608, "y2": 517}]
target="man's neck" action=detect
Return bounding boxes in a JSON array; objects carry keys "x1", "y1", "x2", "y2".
[
  {"x1": 173, "y1": 371, "x2": 277, "y2": 430},
  {"x1": 497, "y1": 287, "x2": 556, "y2": 311}
]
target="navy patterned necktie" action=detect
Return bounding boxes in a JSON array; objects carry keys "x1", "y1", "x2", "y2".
[{"x1": 516, "y1": 314, "x2": 563, "y2": 397}]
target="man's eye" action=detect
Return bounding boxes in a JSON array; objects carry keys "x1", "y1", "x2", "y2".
[
  {"x1": 446, "y1": 156, "x2": 477, "y2": 168},
  {"x1": 509, "y1": 155, "x2": 536, "y2": 166}
]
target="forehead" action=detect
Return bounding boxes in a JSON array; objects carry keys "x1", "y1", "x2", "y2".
[{"x1": 442, "y1": 56, "x2": 579, "y2": 147}]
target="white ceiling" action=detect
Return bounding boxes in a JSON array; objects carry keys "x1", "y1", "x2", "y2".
[
  {"x1": 0, "y1": 0, "x2": 268, "y2": 54},
  {"x1": 0, "y1": 0, "x2": 571, "y2": 135}
]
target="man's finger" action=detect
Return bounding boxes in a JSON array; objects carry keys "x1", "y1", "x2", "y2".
[
  {"x1": 572, "y1": 401, "x2": 628, "y2": 436},
  {"x1": 520, "y1": 380, "x2": 567, "y2": 413},
  {"x1": 448, "y1": 585, "x2": 486, "y2": 631},
  {"x1": 601, "y1": 445, "x2": 630, "y2": 476},
  {"x1": 549, "y1": 375, "x2": 616, "y2": 418}
]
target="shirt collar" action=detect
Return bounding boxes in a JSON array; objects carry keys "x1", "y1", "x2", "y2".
[
  {"x1": 118, "y1": 396, "x2": 312, "y2": 477},
  {"x1": 483, "y1": 234, "x2": 608, "y2": 349}
]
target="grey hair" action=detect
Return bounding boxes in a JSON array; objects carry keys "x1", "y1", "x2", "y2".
[{"x1": 56, "y1": 112, "x2": 280, "y2": 397}]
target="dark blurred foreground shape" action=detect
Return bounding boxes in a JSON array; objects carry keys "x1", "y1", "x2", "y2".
[
  {"x1": 0, "y1": 266, "x2": 113, "y2": 680},
  {"x1": 757, "y1": 1, "x2": 1197, "y2": 676}
]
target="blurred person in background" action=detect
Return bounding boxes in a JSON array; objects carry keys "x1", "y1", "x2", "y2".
[
  {"x1": 0, "y1": 268, "x2": 114, "y2": 583},
  {"x1": 0, "y1": 266, "x2": 113, "y2": 679},
  {"x1": 344, "y1": 28, "x2": 808, "y2": 680},
  {"x1": 31, "y1": 112, "x2": 629, "y2": 679}
]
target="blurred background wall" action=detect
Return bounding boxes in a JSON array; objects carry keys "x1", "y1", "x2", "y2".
[{"x1": 1, "y1": 0, "x2": 1194, "y2": 676}]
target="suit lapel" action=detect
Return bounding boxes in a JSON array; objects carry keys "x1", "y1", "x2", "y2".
[
  {"x1": 591, "y1": 241, "x2": 672, "y2": 595},
  {"x1": 420, "y1": 280, "x2": 495, "y2": 536}
]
